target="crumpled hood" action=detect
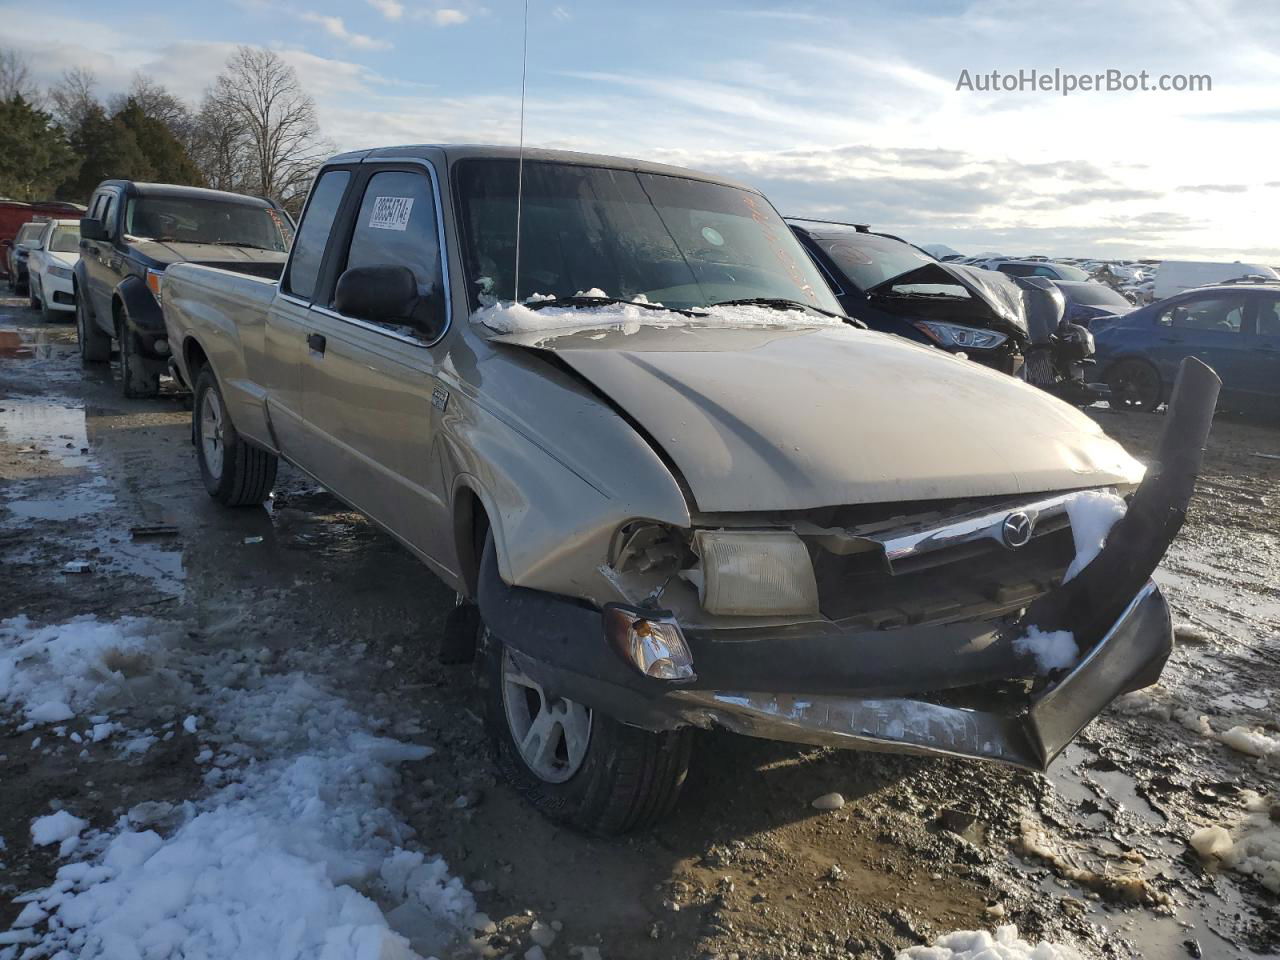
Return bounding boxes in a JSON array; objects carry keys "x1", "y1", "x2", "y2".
[
  {"x1": 495, "y1": 322, "x2": 1143, "y2": 512},
  {"x1": 870, "y1": 261, "x2": 1028, "y2": 336}
]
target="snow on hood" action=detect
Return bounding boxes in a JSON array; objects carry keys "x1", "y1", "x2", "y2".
[{"x1": 471, "y1": 296, "x2": 848, "y2": 339}]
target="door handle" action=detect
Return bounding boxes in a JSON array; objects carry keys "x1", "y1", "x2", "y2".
[{"x1": 307, "y1": 333, "x2": 327, "y2": 355}]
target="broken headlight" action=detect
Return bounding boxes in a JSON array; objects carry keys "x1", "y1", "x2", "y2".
[
  {"x1": 693, "y1": 530, "x2": 819, "y2": 617},
  {"x1": 913, "y1": 320, "x2": 1008, "y2": 350}
]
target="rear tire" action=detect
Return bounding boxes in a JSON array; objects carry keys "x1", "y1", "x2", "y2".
[
  {"x1": 193, "y1": 365, "x2": 278, "y2": 506},
  {"x1": 76, "y1": 284, "x2": 111, "y2": 364},
  {"x1": 1105, "y1": 359, "x2": 1161, "y2": 412},
  {"x1": 484, "y1": 625, "x2": 692, "y2": 834}
]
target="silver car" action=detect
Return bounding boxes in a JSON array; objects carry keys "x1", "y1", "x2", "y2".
[{"x1": 160, "y1": 146, "x2": 1217, "y2": 833}]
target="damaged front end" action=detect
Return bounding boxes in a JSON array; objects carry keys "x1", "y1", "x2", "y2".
[{"x1": 481, "y1": 358, "x2": 1219, "y2": 773}]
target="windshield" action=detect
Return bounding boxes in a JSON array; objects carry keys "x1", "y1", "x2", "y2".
[
  {"x1": 17, "y1": 224, "x2": 44, "y2": 246},
  {"x1": 456, "y1": 159, "x2": 840, "y2": 315},
  {"x1": 1053, "y1": 263, "x2": 1091, "y2": 282},
  {"x1": 1062, "y1": 282, "x2": 1130, "y2": 308},
  {"x1": 812, "y1": 231, "x2": 952, "y2": 294},
  {"x1": 125, "y1": 197, "x2": 293, "y2": 252},
  {"x1": 49, "y1": 226, "x2": 79, "y2": 253}
]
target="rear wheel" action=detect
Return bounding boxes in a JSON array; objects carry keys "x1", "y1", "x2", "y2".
[
  {"x1": 76, "y1": 285, "x2": 111, "y2": 364},
  {"x1": 193, "y1": 365, "x2": 278, "y2": 506},
  {"x1": 1106, "y1": 359, "x2": 1161, "y2": 412},
  {"x1": 484, "y1": 626, "x2": 692, "y2": 834}
]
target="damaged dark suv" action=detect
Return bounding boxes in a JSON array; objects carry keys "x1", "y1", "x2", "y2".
[{"x1": 789, "y1": 219, "x2": 1029, "y2": 375}]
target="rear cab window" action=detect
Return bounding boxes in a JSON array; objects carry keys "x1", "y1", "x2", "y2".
[
  {"x1": 284, "y1": 169, "x2": 352, "y2": 302},
  {"x1": 330, "y1": 167, "x2": 446, "y2": 341}
]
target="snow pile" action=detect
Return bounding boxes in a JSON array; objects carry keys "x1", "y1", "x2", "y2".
[
  {"x1": 471, "y1": 296, "x2": 846, "y2": 337},
  {"x1": 0, "y1": 616, "x2": 172, "y2": 725},
  {"x1": 895, "y1": 924, "x2": 1082, "y2": 959},
  {"x1": 30, "y1": 811, "x2": 88, "y2": 857},
  {"x1": 1217, "y1": 724, "x2": 1280, "y2": 760},
  {"x1": 1013, "y1": 628, "x2": 1079, "y2": 675},
  {"x1": 1063, "y1": 490, "x2": 1127, "y2": 582},
  {"x1": 3, "y1": 620, "x2": 476, "y2": 960},
  {"x1": 1190, "y1": 791, "x2": 1280, "y2": 893}
]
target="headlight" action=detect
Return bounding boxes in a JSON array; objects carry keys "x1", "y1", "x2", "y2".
[
  {"x1": 693, "y1": 530, "x2": 819, "y2": 617},
  {"x1": 48, "y1": 265, "x2": 72, "y2": 280},
  {"x1": 146, "y1": 269, "x2": 165, "y2": 304},
  {"x1": 912, "y1": 320, "x2": 1008, "y2": 350}
]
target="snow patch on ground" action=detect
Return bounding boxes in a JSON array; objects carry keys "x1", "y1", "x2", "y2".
[
  {"x1": 1013, "y1": 628, "x2": 1078, "y2": 676},
  {"x1": 0, "y1": 616, "x2": 174, "y2": 725},
  {"x1": 1, "y1": 618, "x2": 475, "y2": 960},
  {"x1": 1064, "y1": 490, "x2": 1127, "y2": 582},
  {"x1": 30, "y1": 811, "x2": 88, "y2": 857},
  {"x1": 1190, "y1": 791, "x2": 1280, "y2": 893},
  {"x1": 895, "y1": 924, "x2": 1082, "y2": 959},
  {"x1": 471, "y1": 298, "x2": 846, "y2": 337}
]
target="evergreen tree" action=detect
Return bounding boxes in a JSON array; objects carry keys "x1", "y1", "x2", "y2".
[
  {"x1": 114, "y1": 97, "x2": 204, "y2": 186},
  {"x1": 57, "y1": 105, "x2": 153, "y2": 203},
  {"x1": 0, "y1": 95, "x2": 76, "y2": 201}
]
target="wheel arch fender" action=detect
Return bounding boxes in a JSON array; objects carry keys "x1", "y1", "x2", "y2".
[
  {"x1": 113, "y1": 275, "x2": 164, "y2": 341},
  {"x1": 451, "y1": 475, "x2": 508, "y2": 599}
]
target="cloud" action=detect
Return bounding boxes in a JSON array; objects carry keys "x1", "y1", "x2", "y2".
[
  {"x1": 367, "y1": 0, "x2": 405, "y2": 19},
  {"x1": 427, "y1": 8, "x2": 469, "y2": 25},
  {"x1": 301, "y1": 12, "x2": 390, "y2": 50},
  {"x1": 551, "y1": 5, "x2": 571, "y2": 20},
  {"x1": 1176, "y1": 183, "x2": 1249, "y2": 194}
]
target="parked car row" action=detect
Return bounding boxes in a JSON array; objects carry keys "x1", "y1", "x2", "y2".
[
  {"x1": 0, "y1": 198, "x2": 87, "y2": 291},
  {"x1": 133, "y1": 144, "x2": 1216, "y2": 832}
]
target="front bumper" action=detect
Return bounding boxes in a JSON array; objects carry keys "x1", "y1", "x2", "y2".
[
  {"x1": 41, "y1": 272, "x2": 75, "y2": 312},
  {"x1": 483, "y1": 358, "x2": 1220, "y2": 773}
]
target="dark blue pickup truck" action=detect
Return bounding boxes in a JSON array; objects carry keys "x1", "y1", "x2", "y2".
[{"x1": 74, "y1": 181, "x2": 294, "y2": 397}]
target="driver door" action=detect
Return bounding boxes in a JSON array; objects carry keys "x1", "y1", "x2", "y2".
[{"x1": 298, "y1": 163, "x2": 455, "y2": 571}]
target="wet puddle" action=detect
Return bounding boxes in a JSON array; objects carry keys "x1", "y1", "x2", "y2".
[{"x1": 0, "y1": 394, "x2": 93, "y2": 469}]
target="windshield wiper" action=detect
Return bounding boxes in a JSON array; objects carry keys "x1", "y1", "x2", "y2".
[
  {"x1": 203, "y1": 240, "x2": 273, "y2": 251},
  {"x1": 523, "y1": 295, "x2": 707, "y2": 317},
  {"x1": 711, "y1": 297, "x2": 864, "y2": 327}
]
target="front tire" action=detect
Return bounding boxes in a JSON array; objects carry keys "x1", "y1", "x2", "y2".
[
  {"x1": 1106, "y1": 358, "x2": 1161, "y2": 412},
  {"x1": 484, "y1": 628, "x2": 692, "y2": 834},
  {"x1": 193, "y1": 365, "x2": 278, "y2": 506},
  {"x1": 118, "y1": 305, "x2": 160, "y2": 399},
  {"x1": 76, "y1": 285, "x2": 111, "y2": 364}
]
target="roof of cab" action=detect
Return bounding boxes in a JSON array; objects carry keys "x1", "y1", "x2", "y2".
[
  {"x1": 98, "y1": 180, "x2": 275, "y2": 206},
  {"x1": 321, "y1": 144, "x2": 758, "y2": 193}
]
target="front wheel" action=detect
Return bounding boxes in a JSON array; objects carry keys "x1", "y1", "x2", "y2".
[
  {"x1": 484, "y1": 629, "x2": 692, "y2": 834},
  {"x1": 193, "y1": 366, "x2": 278, "y2": 506},
  {"x1": 1105, "y1": 358, "x2": 1161, "y2": 412},
  {"x1": 117, "y1": 305, "x2": 160, "y2": 399},
  {"x1": 76, "y1": 286, "x2": 111, "y2": 364}
]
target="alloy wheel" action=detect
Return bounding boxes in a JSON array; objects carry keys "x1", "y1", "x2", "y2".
[
  {"x1": 200, "y1": 389, "x2": 226, "y2": 479},
  {"x1": 501, "y1": 649, "x2": 592, "y2": 783}
]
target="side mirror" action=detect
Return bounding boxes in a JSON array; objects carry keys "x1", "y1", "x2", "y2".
[
  {"x1": 80, "y1": 217, "x2": 107, "y2": 242},
  {"x1": 334, "y1": 265, "x2": 443, "y2": 339}
]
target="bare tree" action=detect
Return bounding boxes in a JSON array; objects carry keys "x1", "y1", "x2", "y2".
[
  {"x1": 48, "y1": 68, "x2": 99, "y2": 130},
  {"x1": 0, "y1": 49, "x2": 40, "y2": 102},
  {"x1": 202, "y1": 47, "x2": 329, "y2": 208},
  {"x1": 189, "y1": 93, "x2": 247, "y2": 192},
  {"x1": 107, "y1": 73, "x2": 195, "y2": 144}
]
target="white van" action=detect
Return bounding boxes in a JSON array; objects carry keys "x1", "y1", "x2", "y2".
[{"x1": 1153, "y1": 260, "x2": 1280, "y2": 300}]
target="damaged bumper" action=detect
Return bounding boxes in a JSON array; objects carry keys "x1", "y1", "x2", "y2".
[
  {"x1": 483, "y1": 358, "x2": 1220, "y2": 772},
  {"x1": 667, "y1": 580, "x2": 1169, "y2": 770}
]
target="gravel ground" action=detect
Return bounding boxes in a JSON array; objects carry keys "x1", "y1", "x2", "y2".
[{"x1": 1, "y1": 294, "x2": 1277, "y2": 959}]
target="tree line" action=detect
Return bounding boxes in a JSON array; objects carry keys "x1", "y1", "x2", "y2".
[{"x1": 0, "y1": 47, "x2": 330, "y2": 214}]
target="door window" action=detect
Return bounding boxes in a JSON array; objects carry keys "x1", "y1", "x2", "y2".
[
  {"x1": 333, "y1": 168, "x2": 444, "y2": 336},
  {"x1": 1156, "y1": 296, "x2": 1245, "y2": 333},
  {"x1": 1251, "y1": 294, "x2": 1280, "y2": 336},
  {"x1": 101, "y1": 194, "x2": 119, "y2": 239},
  {"x1": 284, "y1": 169, "x2": 351, "y2": 302}
]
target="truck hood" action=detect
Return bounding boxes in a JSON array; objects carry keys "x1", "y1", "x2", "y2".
[
  {"x1": 868, "y1": 262, "x2": 1028, "y2": 338},
  {"x1": 127, "y1": 238, "x2": 288, "y2": 266},
  {"x1": 494, "y1": 322, "x2": 1144, "y2": 512}
]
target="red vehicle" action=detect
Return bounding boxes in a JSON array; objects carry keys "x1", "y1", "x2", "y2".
[{"x1": 1, "y1": 199, "x2": 88, "y2": 283}]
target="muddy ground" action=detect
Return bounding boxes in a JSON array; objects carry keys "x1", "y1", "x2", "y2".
[{"x1": 1, "y1": 293, "x2": 1277, "y2": 958}]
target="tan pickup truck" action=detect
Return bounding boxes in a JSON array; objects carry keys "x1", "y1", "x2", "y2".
[{"x1": 161, "y1": 145, "x2": 1218, "y2": 833}]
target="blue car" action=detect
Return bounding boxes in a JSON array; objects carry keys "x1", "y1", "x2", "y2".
[{"x1": 1094, "y1": 280, "x2": 1280, "y2": 412}]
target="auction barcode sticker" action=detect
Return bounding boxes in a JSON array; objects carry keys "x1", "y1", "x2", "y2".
[{"x1": 369, "y1": 196, "x2": 414, "y2": 231}]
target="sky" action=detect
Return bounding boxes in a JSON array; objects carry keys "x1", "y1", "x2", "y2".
[{"x1": 3, "y1": 0, "x2": 1278, "y2": 261}]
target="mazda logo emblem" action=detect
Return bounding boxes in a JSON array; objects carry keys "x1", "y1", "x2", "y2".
[{"x1": 1001, "y1": 512, "x2": 1034, "y2": 548}]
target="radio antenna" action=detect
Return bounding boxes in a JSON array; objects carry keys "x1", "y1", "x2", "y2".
[{"x1": 513, "y1": 0, "x2": 530, "y2": 303}]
